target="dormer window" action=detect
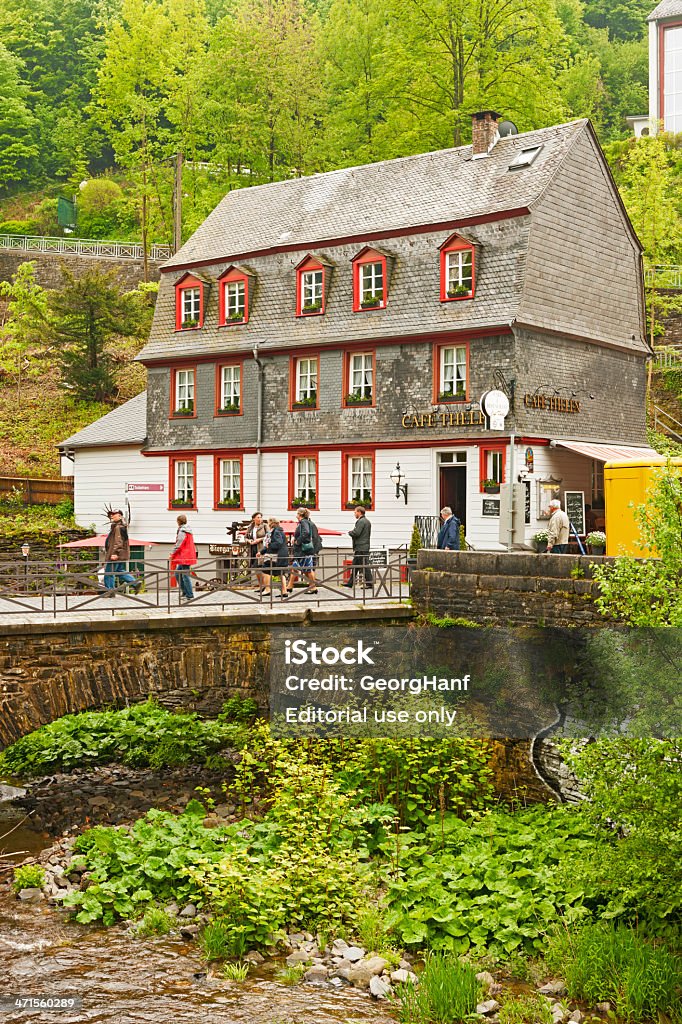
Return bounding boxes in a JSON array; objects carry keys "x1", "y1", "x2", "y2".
[
  {"x1": 296, "y1": 255, "x2": 328, "y2": 315},
  {"x1": 440, "y1": 235, "x2": 475, "y2": 302},
  {"x1": 175, "y1": 275, "x2": 204, "y2": 330},
  {"x1": 352, "y1": 248, "x2": 388, "y2": 311},
  {"x1": 218, "y1": 267, "x2": 251, "y2": 325}
]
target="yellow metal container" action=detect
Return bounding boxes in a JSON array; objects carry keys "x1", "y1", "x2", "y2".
[{"x1": 604, "y1": 458, "x2": 682, "y2": 557}]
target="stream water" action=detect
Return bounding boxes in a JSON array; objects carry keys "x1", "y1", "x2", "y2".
[{"x1": 0, "y1": 800, "x2": 393, "y2": 1024}]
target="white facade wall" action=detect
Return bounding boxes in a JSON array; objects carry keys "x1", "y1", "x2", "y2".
[{"x1": 73, "y1": 441, "x2": 600, "y2": 554}]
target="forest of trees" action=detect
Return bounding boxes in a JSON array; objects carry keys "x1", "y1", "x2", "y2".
[{"x1": 0, "y1": 0, "x2": 664, "y2": 247}]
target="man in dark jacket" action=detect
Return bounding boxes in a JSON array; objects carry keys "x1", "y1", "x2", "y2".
[
  {"x1": 343, "y1": 506, "x2": 373, "y2": 588},
  {"x1": 103, "y1": 510, "x2": 141, "y2": 593},
  {"x1": 437, "y1": 506, "x2": 461, "y2": 551}
]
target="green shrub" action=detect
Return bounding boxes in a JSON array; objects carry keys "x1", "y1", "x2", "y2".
[
  {"x1": 218, "y1": 696, "x2": 259, "y2": 723},
  {"x1": 546, "y1": 923, "x2": 681, "y2": 1023},
  {"x1": 0, "y1": 700, "x2": 246, "y2": 777},
  {"x1": 134, "y1": 907, "x2": 173, "y2": 937},
  {"x1": 12, "y1": 863, "x2": 45, "y2": 892},
  {"x1": 393, "y1": 953, "x2": 480, "y2": 1023},
  {"x1": 200, "y1": 919, "x2": 240, "y2": 961}
]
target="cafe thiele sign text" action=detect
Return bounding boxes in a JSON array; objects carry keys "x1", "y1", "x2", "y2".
[
  {"x1": 402, "y1": 409, "x2": 486, "y2": 429},
  {"x1": 524, "y1": 393, "x2": 581, "y2": 413}
]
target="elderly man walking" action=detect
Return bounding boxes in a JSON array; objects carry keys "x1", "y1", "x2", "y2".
[
  {"x1": 546, "y1": 499, "x2": 570, "y2": 553},
  {"x1": 437, "y1": 507, "x2": 461, "y2": 550}
]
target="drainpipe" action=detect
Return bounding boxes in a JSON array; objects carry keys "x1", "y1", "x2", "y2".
[{"x1": 253, "y1": 344, "x2": 264, "y2": 509}]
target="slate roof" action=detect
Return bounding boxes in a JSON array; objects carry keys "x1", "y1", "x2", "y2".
[
  {"x1": 164, "y1": 121, "x2": 587, "y2": 269},
  {"x1": 59, "y1": 392, "x2": 147, "y2": 450},
  {"x1": 648, "y1": 0, "x2": 682, "y2": 19}
]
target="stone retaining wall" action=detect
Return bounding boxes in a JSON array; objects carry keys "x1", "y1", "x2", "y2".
[
  {"x1": 0, "y1": 249, "x2": 164, "y2": 291},
  {"x1": 412, "y1": 550, "x2": 613, "y2": 627}
]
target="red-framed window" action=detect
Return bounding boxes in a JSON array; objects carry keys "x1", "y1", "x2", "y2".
[
  {"x1": 170, "y1": 366, "x2": 197, "y2": 418},
  {"x1": 175, "y1": 274, "x2": 204, "y2": 330},
  {"x1": 215, "y1": 361, "x2": 243, "y2": 416},
  {"x1": 288, "y1": 451, "x2": 319, "y2": 510},
  {"x1": 352, "y1": 248, "x2": 387, "y2": 311},
  {"x1": 296, "y1": 256, "x2": 325, "y2": 316},
  {"x1": 343, "y1": 350, "x2": 375, "y2": 408},
  {"x1": 218, "y1": 267, "x2": 249, "y2": 325},
  {"x1": 439, "y1": 234, "x2": 475, "y2": 302},
  {"x1": 169, "y1": 455, "x2": 197, "y2": 509},
  {"x1": 341, "y1": 450, "x2": 375, "y2": 510},
  {"x1": 289, "y1": 355, "x2": 319, "y2": 411},
  {"x1": 479, "y1": 446, "x2": 506, "y2": 491},
  {"x1": 433, "y1": 343, "x2": 469, "y2": 403},
  {"x1": 213, "y1": 454, "x2": 244, "y2": 510}
]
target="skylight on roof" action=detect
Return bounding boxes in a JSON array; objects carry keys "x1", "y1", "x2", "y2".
[{"x1": 508, "y1": 145, "x2": 543, "y2": 170}]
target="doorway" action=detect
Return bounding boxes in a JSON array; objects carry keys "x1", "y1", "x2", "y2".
[{"x1": 439, "y1": 466, "x2": 467, "y2": 527}]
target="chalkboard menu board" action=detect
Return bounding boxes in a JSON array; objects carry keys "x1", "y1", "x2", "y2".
[
  {"x1": 524, "y1": 481, "x2": 531, "y2": 525},
  {"x1": 367, "y1": 550, "x2": 388, "y2": 567},
  {"x1": 482, "y1": 499, "x2": 500, "y2": 517},
  {"x1": 564, "y1": 491, "x2": 585, "y2": 535}
]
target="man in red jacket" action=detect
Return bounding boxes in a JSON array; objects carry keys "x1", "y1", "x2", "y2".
[{"x1": 170, "y1": 515, "x2": 198, "y2": 602}]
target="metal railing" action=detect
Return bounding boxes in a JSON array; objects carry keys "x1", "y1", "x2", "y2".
[
  {"x1": 653, "y1": 346, "x2": 682, "y2": 369},
  {"x1": 651, "y1": 403, "x2": 682, "y2": 444},
  {"x1": 0, "y1": 551, "x2": 411, "y2": 618},
  {"x1": 645, "y1": 266, "x2": 682, "y2": 289},
  {"x1": 0, "y1": 234, "x2": 172, "y2": 261}
]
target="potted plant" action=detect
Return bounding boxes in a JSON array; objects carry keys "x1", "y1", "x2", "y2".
[
  {"x1": 360, "y1": 291, "x2": 383, "y2": 308},
  {"x1": 218, "y1": 402, "x2": 240, "y2": 414},
  {"x1": 171, "y1": 498, "x2": 193, "y2": 508},
  {"x1": 586, "y1": 530, "x2": 606, "y2": 555},
  {"x1": 404, "y1": 521, "x2": 422, "y2": 581},
  {"x1": 292, "y1": 394, "x2": 317, "y2": 409},
  {"x1": 438, "y1": 389, "x2": 464, "y2": 402},
  {"x1": 533, "y1": 530, "x2": 549, "y2": 553},
  {"x1": 482, "y1": 478, "x2": 500, "y2": 494},
  {"x1": 345, "y1": 391, "x2": 373, "y2": 406},
  {"x1": 302, "y1": 302, "x2": 322, "y2": 314},
  {"x1": 217, "y1": 494, "x2": 241, "y2": 508},
  {"x1": 181, "y1": 318, "x2": 199, "y2": 329},
  {"x1": 447, "y1": 284, "x2": 471, "y2": 298},
  {"x1": 291, "y1": 493, "x2": 316, "y2": 508},
  {"x1": 227, "y1": 312, "x2": 244, "y2": 323},
  {"x1": 173, "y1": 404, "x2": 194, "y2": 416},
  {"x1": 346, "y1": 491, "x2": 372, "y2": 509}
]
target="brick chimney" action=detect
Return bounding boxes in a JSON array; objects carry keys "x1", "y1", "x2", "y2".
[{"x1": 471, "y1": 110, "x2": 501, "y2": 158}]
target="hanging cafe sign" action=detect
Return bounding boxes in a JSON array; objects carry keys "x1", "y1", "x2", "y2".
[{"x1": 401, "y1": 409, "x2": 486, "y2": 429}]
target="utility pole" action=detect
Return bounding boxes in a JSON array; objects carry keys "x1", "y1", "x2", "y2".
[{"x1": 173, "y1": 151, "x2": 183, "y2": 255}]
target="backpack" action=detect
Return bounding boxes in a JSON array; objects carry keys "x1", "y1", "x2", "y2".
[{"x1": 311, "y1": 521, "x2": 323, "y2": 555}]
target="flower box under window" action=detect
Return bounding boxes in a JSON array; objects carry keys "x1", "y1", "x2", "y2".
[
  {"x1": 438, "y1": 388, "x2": 465, "y2": 403},
  {"x1": 346, "y1": 491, "x2": 373, "y2": 509},
  {"x1": 301, "y1": 302, "x2": 322, "y2": 314},
  {"x1": 360, "y1": 292, "x2": 383, "y2": 309},
  {"x1": 226, "y1": 312, "x2": 245, "y2": 323},
  {"x1": 181, "y1": 318, "x2": 200, "y2": 329},
  {"x1": 345, "y1": 392, "x2": 373, "y2": 406},
  {"x1": 291, "y1": 494, "x2": 316, "y2": 509},
  {"x1": 173, "y1": 404, "x2": 194, "y2": 416},
  {"x1": 482, "y1": 479, "x2": 500, "y2": 494},
  {"x1": 171, "y1": 498, "x2": 194, "y2": 508},
  {"x1": 217, "y1": 495, "x2": 241, "y2": 508},
  {"x1": 218, "y1": 402, "x2": 240, "y2": 415},
  {"x1": 447, "y1": 285, "x2": 472, "y2": 299},
  {"x1": 293, "y1": 394, "x2": 317, "y2": 409}
]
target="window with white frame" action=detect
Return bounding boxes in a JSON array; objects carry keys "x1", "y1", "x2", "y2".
[
  {"x1": 446, "y1": 250, "x2": 473, "y2": 296},
  {"x1": 301, "y1": 270, "x2": 323, "y2": 311},
  {"x1": 295, "y1": 358, "x2": 317, "y2": 405},
  {"x1": 181, "y1": 287, "x2": 201, "y2": 325},
  {"x1": 220, "y1": 364, "x2": 241, "y2": 412},
  {"x1": 219, "y1": 458, "x2": 241, "y2": 505},
  {"x1": 224, "y1": 279, "x2": 245, "y2": 320},
  {"x1": 359, "y1": 262, "x2": 384, "y2": 304},
  {"x1": 439, "y1": 346, "x2": 467, "y2": 400},
  {"x1": 174, "y1": 460, "x2": 194, "y2": 504},
  {"x1": 293, "y1": 457, "x2": 316, "y2": 506},
  {"x1": 485, "y1": 450, "x2": 503, "y2": 484},
  {"x1": 174, "y1": 369, "x2": 195, "y2": 413},
  {"x1": 349, "y1": 456, "x2": 373, "y2": 505},
  {"x1": 347, "y1": 352, "x2": 373, "y2": 403}
]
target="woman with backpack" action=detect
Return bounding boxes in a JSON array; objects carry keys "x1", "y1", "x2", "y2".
[
  {"x1": 257, "y1": 517, "x2": 290, "y2": 599},
  {"x1": 290, "y1": 507, "x2": 321, "y2": 596}
]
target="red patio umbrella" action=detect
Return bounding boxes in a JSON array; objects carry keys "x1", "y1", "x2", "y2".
[{"x1": 278, "y1": 521, "x2": 344, "y2": 536}]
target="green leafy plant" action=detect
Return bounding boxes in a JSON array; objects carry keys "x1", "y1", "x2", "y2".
[
  {"x1": 438, "y1": 388, "x2": 465, "y2": 400},
  {"x1": 201, "y1": 919, "x2": 242, "y2": 961},
  {"x1": 218, "y1": 696, "x2": 259, "y2": 723},
  {"x1": 360, "y1": 291, "x2": 383, "y2": 307},
  {"x1": 545, "y1": 923, "x2": 681, "y2": 1023},
  {"x1": 292, "y1": 394, "x2": 317, "y2": 407},
  {"x1": 345, "y1": 391, "x2": 373, "y2": 405},
  {"x1": 346, "y1": 490, "x2": 372, "y2": 507},
  {"x1": 482, "y1": 479, "x2": 500, "y2": 489},
  {"x1": 134, "y1": 907, "x2": 173, "y2": 937},
  {"x1": 408, "y1": 522, "x2": 422, "y2": 558},
  {"x1": 569, "y1": 564, "x2": 585, "y2": 579},
  {"x1": 226, "y1": 313, "x2": 244, "y2": 322},
  {"x1": 498, "y1": 993, "x2": 554, "y2": 1024},
  {"x1": 217, "y1": 494, "x2": 241, "y2": 507},
  {"x1": 12, "y1": 863, "x2": 45, "y2": 892},
  {"x1": 172, "y1": 406, "x2": 194, "y2": 416},
  {"x1": 222, "y1": 961, "x2": 250, "y2": 980},
  {"x1": 301, "y1": 302, "x2": 321, "y2": 313},
  {"x1": 393, "y1": 953, "x2": 480, "y2": 1023},
  {"x1": 218, "y1": 402, "x2": 240, "y2": 413},
  {"x1": 276, "y1": 962, "x2": 306, "y2": 985},
  {"x1": 181, "y1": 318, "x2": 199, "y2": 328},
  {"x1": 585, "y1": 531, "x2": 606, "y2": 546},
  {"x1": 291, "y1": 493, "x2": 316, "y2": 507},
  {"x1": 447, "y1": 284, "x2": 472, "y2": 298}
]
